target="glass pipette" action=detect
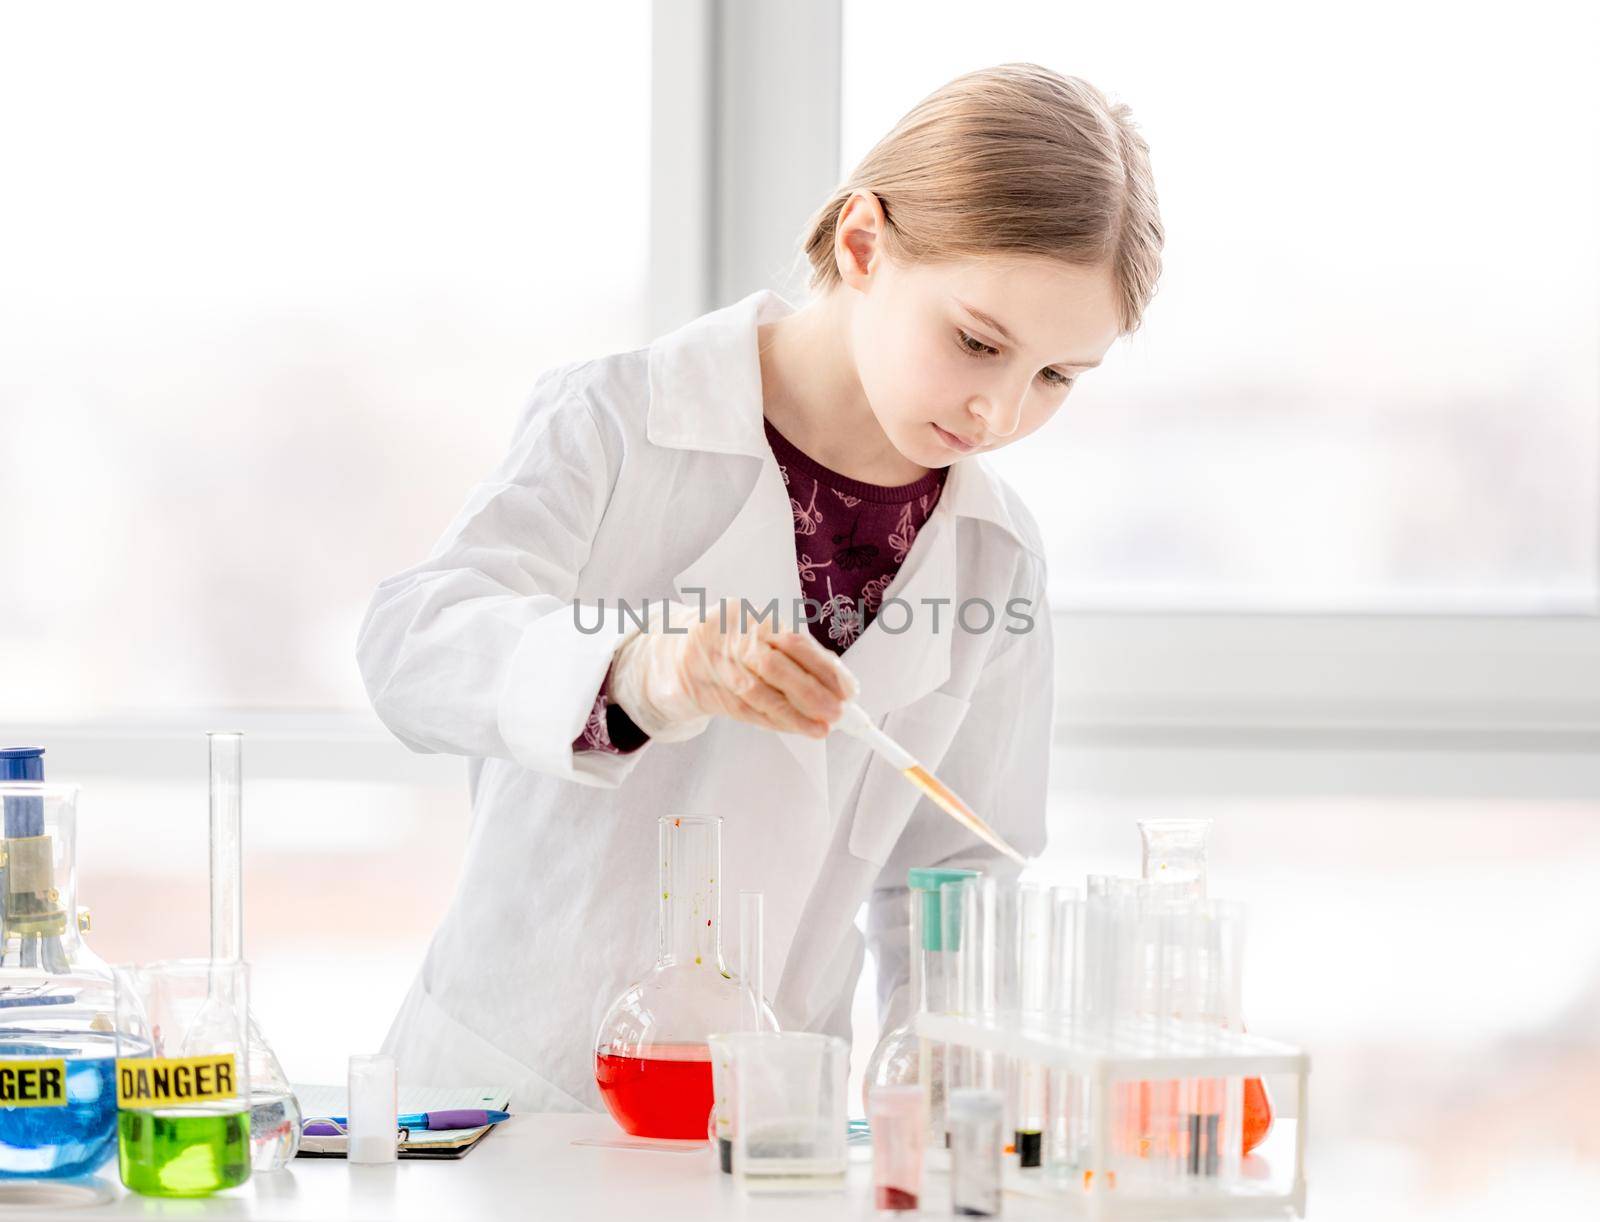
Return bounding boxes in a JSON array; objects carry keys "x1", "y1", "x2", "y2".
[{"x1": 834, "y1": 702, "x2": 1026, "y2": 865}]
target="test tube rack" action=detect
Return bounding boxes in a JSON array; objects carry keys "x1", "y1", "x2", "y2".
[
  {"x1": 918, "y1": 871, "x2": 1309, "y2": 1220},
  {"x1": 918, "y1": 1012, "x2": 1308, "y2": 1219}
]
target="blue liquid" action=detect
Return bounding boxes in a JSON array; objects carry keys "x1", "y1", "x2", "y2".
[{"x1": 0, "y1": 1049, "x2": 118, "y2": 1179}]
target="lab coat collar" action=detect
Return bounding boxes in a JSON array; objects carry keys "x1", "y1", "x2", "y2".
[{"x1": 646, "y1": 289, "x2": 1041, "y2": 560}]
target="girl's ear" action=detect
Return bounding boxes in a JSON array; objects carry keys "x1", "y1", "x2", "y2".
[{"x1": 833, "y1": 190, "x2": 888, "y2": 289}]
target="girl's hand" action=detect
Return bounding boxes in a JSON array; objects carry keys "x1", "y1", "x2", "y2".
[{"x1": 609, "y1": 600, "x2": 858, "y2": 740}]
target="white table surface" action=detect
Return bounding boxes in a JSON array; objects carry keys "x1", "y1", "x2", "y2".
[{"x1": 11, "y1": 1114, "x2": 1301, "y2": 1220}]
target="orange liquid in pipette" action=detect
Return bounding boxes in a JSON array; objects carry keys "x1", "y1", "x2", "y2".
[{"x1": 902, "y1": 765, "x2": 1024, "y2": 863}]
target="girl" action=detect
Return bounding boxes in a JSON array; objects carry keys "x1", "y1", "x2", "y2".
[{"x1": 358, "y1": 63, "x2": 1163, "y2": 1110}]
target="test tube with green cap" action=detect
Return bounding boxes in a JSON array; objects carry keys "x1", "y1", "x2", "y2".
[{"x1": 862, "y1": 867, "x2": 978, "y2": 1146}]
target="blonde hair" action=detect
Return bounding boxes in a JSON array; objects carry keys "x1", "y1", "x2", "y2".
[{"x1": 803, "y1": 64, "x2": 1164, "y2": 335}]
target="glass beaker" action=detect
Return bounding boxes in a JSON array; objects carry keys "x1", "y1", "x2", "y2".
[
  {"x1": 729, "y1": 1031, "x2": 848, "y2": 1193},
  {"x1": 595, "y1": 816, "x2": 775, "y2": 1139},
  {"x1": 0, "y1": 778, "x2": 124, "y2": 1185},
  {"x1": 207, "y1": 732, "x2": 301, "y2": 1170},
  {"x1": 1137, "y1": 818, "x2": 1211, "y2": 899},
  {"x1": 113, "y1": 959, "x2": 252, "y2": 1197},
  {"x1": 1135, "y1": 817, "x2": 1273, "y2": 1154},
  {"x1": 862, "y1": 866, "x2": 976, "y2": 1142}
]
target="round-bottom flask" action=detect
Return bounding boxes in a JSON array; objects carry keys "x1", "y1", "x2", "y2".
[{"x1": 594, "y1": 817, "x2": 775, "y2": 1139}]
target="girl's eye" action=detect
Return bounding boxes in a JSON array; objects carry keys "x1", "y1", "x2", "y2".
[
  {"x1": 957, "y1": 329, "x2": 998, "y2": 357},
  {"x1": 1039, "y1": 367, "x2": 1075, "y2": 389}
]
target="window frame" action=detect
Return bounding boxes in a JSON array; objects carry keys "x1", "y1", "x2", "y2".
[
  {"x1": 652, "y1": 0, "x2": 1600, "y2": 772},
  {"x1": 8, "y1": 3, "x2": 1595, "y2": 800}
]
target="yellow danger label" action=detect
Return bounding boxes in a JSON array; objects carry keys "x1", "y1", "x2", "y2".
[
  {"x1": 116, "y1": 1055, "x2": 238, "y2": 1109},
  {"x1": 0, "y1": 1060, "x2": 67, "y2": 1107}
]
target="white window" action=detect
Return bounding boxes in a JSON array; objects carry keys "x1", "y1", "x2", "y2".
[
  {"x1": 842, "y1": 0, "x2": 1599, "y2": 612},
  {"x1": 0, "y1": 3, "x2": 654, "y2": 715}
]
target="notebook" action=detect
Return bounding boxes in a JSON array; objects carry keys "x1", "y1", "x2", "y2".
[{"x1": 293, "y1": 1084, "x2": 511, "y2": 1160}]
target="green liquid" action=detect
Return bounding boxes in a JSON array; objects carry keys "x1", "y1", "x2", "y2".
[{"x1": 117, "y1": 1108, "x2": 251, "y2": 1197}]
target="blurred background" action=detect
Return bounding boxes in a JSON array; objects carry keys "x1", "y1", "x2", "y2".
[{"x1": 1, "y1": 2, "x2": 1596, "y2": 1216}]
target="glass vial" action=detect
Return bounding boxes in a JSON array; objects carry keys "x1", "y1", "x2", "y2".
[
  {"x1": 948, "y1": 1088, "x2": 1004, "y2": 1217},
  {"x1": 868, "y1": 1084, "x2": 924, "y2": 1212},
  {"x1": 346, "y1": 1054, "x2": 397, "y2": 1165}
]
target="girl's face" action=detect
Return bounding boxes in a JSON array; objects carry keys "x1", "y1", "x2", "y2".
[{"x1": 840, "y1": 218, "x2": 1124, "y2": 469}]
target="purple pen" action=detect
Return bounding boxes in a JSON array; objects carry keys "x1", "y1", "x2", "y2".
[{"x1": 302, "y1": 1109, "x2": 509, "y2": 1137}]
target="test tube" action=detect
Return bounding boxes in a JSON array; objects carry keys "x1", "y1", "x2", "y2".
[
  {"x1": 740, "y1": 890, "x2": 766, "y2": 1033},
  {"x1": 946, "y1": 878, "x2": 1001, "y2": 1109},
  {"x1": 709, "y1": 890, "x2": 766, "y2": 1174},
  {"x1": 209, "y1": 732, "x2": 244, "y2": 964},
  {"x1": 1001, "y1": 883, "x2": 1051, "y2": 1167},
  {"x1": 868, "y1": 1085, "x2": 924, "y2": 1212},
  {"x1": 948, "y1": 1088, "x2": 1004, "y2": 1217},
  {"x1": 347, "y1": 1054, "x2": 397, "y2": 1165},
  {"x1": 1043, "y1": 890, "x2": 1085, "y2": 1182}
]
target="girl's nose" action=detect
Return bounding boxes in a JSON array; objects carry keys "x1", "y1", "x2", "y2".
[{"x1": 970, "y1": 389, "x2": 1025, "y2": 440}]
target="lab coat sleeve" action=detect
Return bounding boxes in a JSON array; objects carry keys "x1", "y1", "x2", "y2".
[
  {"x1": 572, "y1": 665, "x2": 650, "y2": 755},
  {"x1": 866, "y1": 561, "x2": 1055, "y2": 1036},
  {"x1": 356, "y1": 366, "x2": 648, "y2": 788}
]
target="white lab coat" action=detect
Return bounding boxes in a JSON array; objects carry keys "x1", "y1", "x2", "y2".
[{"x1": 357, "y1": 288, "x2": 1055, "y2": 1110}]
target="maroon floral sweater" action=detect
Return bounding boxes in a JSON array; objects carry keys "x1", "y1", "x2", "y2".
[{"x1": 573, "y1": 417, "x2": 947, "y2": 754}]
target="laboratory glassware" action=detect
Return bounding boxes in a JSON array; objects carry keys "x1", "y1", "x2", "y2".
[
  {"x1": 0, "y1": 775, "x2": 124, "y2": 1187},
  {"x1": 347, "y1": 1054, "x2": 397, "y2": 1165},
  {"x1": 942, "y1": 876, "x2": 1004, "y2": 1131},
  {"x1": 835, "y1": 705, "x2": 1025, "y2": 864},
  {"x1": 207, "y1": 732, "x2": 302, "y2": 1170},
  {"x1": 114, "y1": 959, "x2": 252, "y2": 1197},
  {"x1": 920, "y1": 875, "x2": 1311, "y2": 1218},
  {"x1": 728, "y1": 1031, "x2": 848, "y2": 1192},
  {"x1": 867, "y1": 1084, "x2": 924, "y2": 1211},
  {"x1": 997, "y1": 882, "x2": 1052, "y2": 1167},
  {"x1": 1137, "y1": 818, "x2": 1211, "y2": 899},
  {"x1": 709, "y1": 889, "x2": 771, "y2": 1172},
  {"x1": 862, "y1": 866, "x2": 976, "y2": 1144},
  {"x1": 595, "y1": 816, "x2": 776, "y2": 1139},
  {"x1": 948, "y1": 1088, "x2": 1004, "y2": 1217},
  {"x1": 1135, "y1": 817, "x2": 1273, "y2": 1154}
]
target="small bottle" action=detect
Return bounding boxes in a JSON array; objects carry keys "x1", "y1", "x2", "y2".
[
  {"x1": 948, "y1": 1088, "x2": 1004, "y2": 1217},
  {"x1": 346, "y1": 1054, "x2": 397, "y2": 1165},
  {"x1": 868, "y1": 1085, "x2": 924, "y2": 1211}
]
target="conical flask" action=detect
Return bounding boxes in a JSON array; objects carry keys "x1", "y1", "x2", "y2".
[
  {"x1": 209, "y1": 733, "x2": 301, "y2": 1170},
  {"x1": 593, "y1": 816, "x2": 776, "y2": 1139},
  {"x1": 1136, "y1": 817, "x2": 1273, "y2": 1155}
]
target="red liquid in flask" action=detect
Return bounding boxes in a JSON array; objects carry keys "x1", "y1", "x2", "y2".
[{"x1": 595, "y1": 1044, "x2": 713, "y2": 1139}]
